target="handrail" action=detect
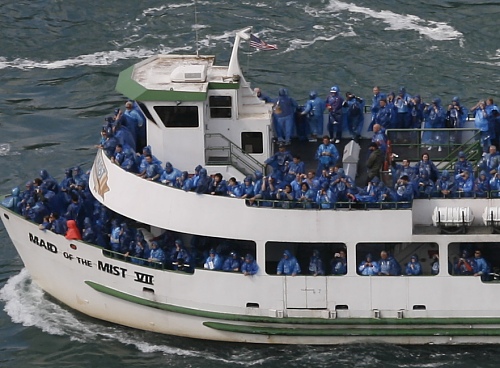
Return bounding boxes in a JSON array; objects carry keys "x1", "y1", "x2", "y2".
[
  {"x1": 205, "y1": 133, "x2": 265, "y2": 176},
  {"x1": 247, "y1": 198, "x2": 412, "y2": 210},
  {"x1": 385, "y1": 127, "x2": 482, "y2": 169}
]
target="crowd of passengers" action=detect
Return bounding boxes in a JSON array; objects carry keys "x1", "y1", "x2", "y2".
[
  {"x1": 94, "y1": 97, "x2": 500, "y2": 207},
  {"x1": 358, "y1": 248, "x2": 491, "y2": 280},
  {"x1": 0, "y1": 164, "x2": 492, "y2": 280},
  {"x1": 256, "y1": 86, "x2": 500, "y2": 154},
  {"x1": 388, "y1": 146, "x2": 500, "y2": 199},
  {"x1": 0, "y1": 166, "x2": 259, "y2": 275}
]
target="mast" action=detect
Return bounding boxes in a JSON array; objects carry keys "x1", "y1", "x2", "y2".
[{"x1": 227, "y1": 26, "x2": 251, "y2": 85}]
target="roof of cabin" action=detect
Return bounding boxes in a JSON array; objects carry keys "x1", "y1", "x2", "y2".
[{"x1": 116, "y1": 55, "x2": 240, "y2": 102}]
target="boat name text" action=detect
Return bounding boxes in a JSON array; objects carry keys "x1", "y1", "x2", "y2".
[
  {"x1": 63, "y1": 252, "x2": 93, "y2": 267},
  {"x1": 29, "y1": 233, "x2": 58, "y2": 254},
  {"x1": 134, "y1": 271, "x2": 154, "y2": 285},
  {"x1": 98, "y1": 260, "x2": 127, "y2": 278}
]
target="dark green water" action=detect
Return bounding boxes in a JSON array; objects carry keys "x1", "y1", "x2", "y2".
[{"x1": 0, "y1": 0, "x2": 499, "y2": 366}]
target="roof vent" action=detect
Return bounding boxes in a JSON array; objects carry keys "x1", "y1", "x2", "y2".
[{"x1": 171, "y1": 65, "x2": 207, "y2": 83}]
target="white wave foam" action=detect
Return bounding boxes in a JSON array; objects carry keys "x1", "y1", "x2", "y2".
[
  {"x1": 0, "y1": 45, "x2": 192, "y2": 71},
  {"x1": 0, "y1": 143, "x2": 11, "y2": 156},
  {"x1": 325, "y1": 0, "x2": 463, "y2": 42},
  {"x1": 282, "y1": 29, "x2": 355, "y2": 53},
  {"x1": 0, "y1": 269, "x2": 270, "y2": 364}
]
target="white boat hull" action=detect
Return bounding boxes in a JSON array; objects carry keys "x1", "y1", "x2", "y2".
[{"x1": 4, "y1": 205, "x2": 500, "y2": 345}]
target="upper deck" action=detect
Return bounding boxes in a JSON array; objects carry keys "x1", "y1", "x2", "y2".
[{"x1": 116, "y1": 54, "x2": 240, "y2": 102}]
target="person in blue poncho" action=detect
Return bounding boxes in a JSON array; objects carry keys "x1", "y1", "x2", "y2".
[
  {"x1": 242, "y1": 254, "x2": 259, "y2": 276},
  {"x1": 137, "y1": 154, "x2": 162, "y2": 182},
  {"x1": 331, "y1": 250, "x2": 347, "y2": 275},
  {"x1": 454, "y1": 151, "x2": 473, "y2": 177},
  {"x1": 455, "y1": 169, "x2": 474, "y2": 197},
  {"x1": 471, "y1": 100, "x2": 491, "y2": 153},
  {"x1": 39, "y1": 169, "x2": 59, "y2": 194},
  {"x1": 277, "y1": 250, "x2": 301, "y2": 276},
  {"x1": 477, "y1": 145, "x2": 500, "y2": 178},
  {"x1": 109, "y1": 219, "x2": 121, "y2": 253},
  {"x1": 1, "y1": 187, "x2": 21, "y2": 212},
  {"x1": 446, "y1": 96, "x2": 468, "y2": 144},
  {"x1": 325, "y1": 85, "x2": 345, "y2": 143},
  {"x1": 239, "y1": 177, "x2": 256, "y2": 199},
  {"x1": 100, "y1": 126, "x2": 118, "y2": 158},
  {"x1": 208, "y1": 173, "x2": 228, "y2": 196},
  {"x1": 473, "y1": 170, "x2": 490, "y2": 197},
  {"x1": 265, "y1": 144, "x2": 293, "y2": 181},
  {"x1": 195, "y1": 168, "x2": 211, "y2": 194},
  {"x1": 111, "y1": 144, "x2": 125, "y2": 166},
  {"x1": 422, "y1": 98, "x2": 446, "y2": 151},
  {"x1": 343, "y1": 92, "x2": 365, "y2": 140},
  {"x1": 223, "y1": 251, "x2": 241, "y2": 272},
  {"x1": 358, "y1": 253, "x2": 379, "y2": 276},
  {"x1": 160, "y1": 162, "x2": 182, "y2": 186},
  {"x1": 125, "y1": 230, "x2": 148, "y2": 265},
  {"x1": 308, "y1": 249, "x2": 324, "y2": 276},
  {"x1": 81, "y1": 217, "x2": 96, "y2": 243},
  {"x1": 121, "y1": 100, "x2": 146, "y2": 152},
  {"x1": 111, "y1": 120, "x2": 136, "y2": 152},
  {"x1": 301, "y1": 90, "x2": 326, "y2": 141},
  {"x1": 394, "y1": 86, "x2": 412, "y2": 130},
  {"x1": 273, "y1": 88, "x2": 298, "y2": 145},
  {"x1": 436, "y1": 170, "x2": 456, "y2": 198},
  {"x1": 394, "y1": 175, "x2": 414, "y2": 203},
  {"x1": 473, "y1": 250, "x2": 490, "y2": 281},
  {"x1": 148, "y1": 241, "x2": 166, "y2": 265},
  {"x1": 405, "y1": 255, "x2": 422, "y2": 276},
  {"x1": 370, "y1": 86, "x2": 383, "y2": 124},
  {"x1": 315, "y1": 136, "x2": 339, "y2": 177},
  {"x1": 316, "y1": 182, "x2": 333, "y2": 209},
  {"x1": 254, "y1": 88, "x2": 274, "y2": 103},
  {"x1": 170, "y1": 239, "x2": 192, "y2": 272},
  {"x1": 204, "y1": 248, "x2": 223, "y2": 270},
  {"x1": 415, "y1": 152, "x2": 439, "y2": 182},
  {"x1": 378, "y1": 250, "x2": 400, "y2": 276},
  {"x1": 372, "y1": 96, "x2": 394, "y2": 131}
]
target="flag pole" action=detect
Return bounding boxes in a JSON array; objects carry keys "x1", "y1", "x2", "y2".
[{"x1": 194, "y1": 0, "x2": 199, "y2": 57}]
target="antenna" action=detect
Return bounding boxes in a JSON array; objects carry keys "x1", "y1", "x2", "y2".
[{"x1": 194, "y1": 0, "x2": 199, "y2": 57}]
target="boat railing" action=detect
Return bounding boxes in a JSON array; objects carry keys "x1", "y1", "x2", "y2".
[
  {"x1": 417, "y1": 190, "x2": 498, "y2": 199},
  {"x1": 363, "y1": 105, "x2": 478, "y2": 121},
  {"x1": 205, "y1": 133, "x2": 266, "y2": 175},
  {"x1": 385, "y1": 127, "x2": 482, "y2": 169},
  {"x1": 248, "y1": 199, "x2": 412, "y2": 210}
]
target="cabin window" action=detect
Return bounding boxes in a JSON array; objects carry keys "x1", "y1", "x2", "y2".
[
  {"x1": 138, "y1": 102, "x2": 157, "y2": 126},
  {"x1": 356, "y1": 242, "x2": 439, "y2": 276},
  {"x1": 449, "y1": 242, "x2": 499, "y2": 281},
  {"x1": 209, "y1": 96, "x2": 232, "y2": 118},
  {"x1": 154, "y1": 105, "x2": 199, "y2": 128},
  {"x1": 241, "y1": 132, "x2": 263, "y2": 154},
  {"x1": 265, "y1": 242, "x2": 347, "y2": 276}
]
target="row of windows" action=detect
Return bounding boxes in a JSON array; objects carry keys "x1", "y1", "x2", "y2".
[
  {"x1": 104, "y1": 221, "x2": 500, "y2": 278},
  {"x1": 152, "y1": 96, "x2": 233, "y2": 128}
]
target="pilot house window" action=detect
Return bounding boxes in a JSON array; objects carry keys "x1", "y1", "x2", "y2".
[
  {"x1": 241, "y1": 132, "x2": 263, "y2": 154},
  {"x1": 154, "y1": 106, "x2": 199, "y2": 128},
  {"x1": 209, "y1": 96, "x2": 232, "y2": 118}
]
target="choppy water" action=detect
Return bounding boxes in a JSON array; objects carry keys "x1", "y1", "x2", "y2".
[{"x1": 0, "y1": 0, "x2": 499, "y2": 366}]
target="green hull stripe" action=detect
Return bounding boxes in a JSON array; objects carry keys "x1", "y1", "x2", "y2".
[
  {"x1": 85, "y1": 281, "x2": 500, "y2": 327},
  {"x1": 203, "y1": 321, "x2": 500, "y2": 337}
]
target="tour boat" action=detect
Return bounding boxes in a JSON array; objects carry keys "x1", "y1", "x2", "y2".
[{"x1": 3, "y1": 27, "x2": 500, "y2": 345}]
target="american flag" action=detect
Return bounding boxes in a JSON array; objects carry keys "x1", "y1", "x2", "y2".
[{"x1": 249, "y1": 34, "x2": 278, "y2": 51}]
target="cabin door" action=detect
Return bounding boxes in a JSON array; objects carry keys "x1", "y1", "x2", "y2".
[{"x1": 285, "y1": 277, "x2": 327, "y2": 309}]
